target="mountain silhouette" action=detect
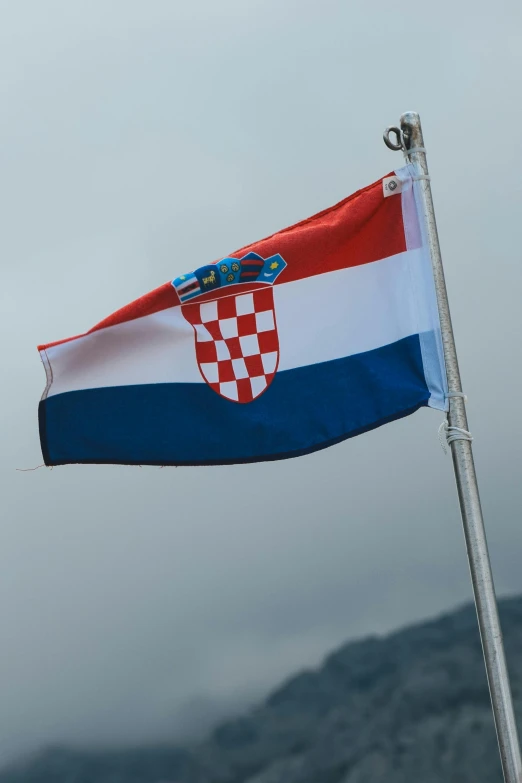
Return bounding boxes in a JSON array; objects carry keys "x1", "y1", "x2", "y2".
[{"x1": 3, "y1": 596, "x2": 522, "y2": 783}]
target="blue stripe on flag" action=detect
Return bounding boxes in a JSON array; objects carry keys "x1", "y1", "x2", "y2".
[{"x1": 39, "y1": 335, "x2": 430, "y2": 466}]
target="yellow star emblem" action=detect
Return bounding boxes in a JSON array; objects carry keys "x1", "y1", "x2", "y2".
[{"x1": 269, "y1": 261, "x2": 279, "y2": 270}]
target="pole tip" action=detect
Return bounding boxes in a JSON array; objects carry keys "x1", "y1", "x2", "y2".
[
  {"x1": 400, "y1": 112, "x2": 423, "y2": 150},
  {"x1": 400, "y1": 110, "x2": 420, "y2": 124}
]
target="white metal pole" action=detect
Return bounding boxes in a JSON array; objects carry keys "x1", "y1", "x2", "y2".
[{"x1": 385, "y1": 111, "x2": 522, "y2": 783}]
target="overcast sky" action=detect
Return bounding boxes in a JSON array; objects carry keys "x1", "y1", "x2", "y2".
[{"x1": 2, "y1": 0, "x2": 522, "y2": 767}]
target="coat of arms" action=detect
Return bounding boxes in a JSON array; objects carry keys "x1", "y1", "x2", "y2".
[{"x1": 172, "y1": 253, "x2": 286, "y2": 403}]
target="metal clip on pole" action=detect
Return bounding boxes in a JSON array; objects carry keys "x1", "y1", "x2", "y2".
[{"x1": 384, "y1": 112, "x2": 522, "y2": 783}]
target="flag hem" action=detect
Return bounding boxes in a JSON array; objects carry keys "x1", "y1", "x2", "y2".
[{"x1": 396, "y1": 165, "x2": 448, "y2": 412}]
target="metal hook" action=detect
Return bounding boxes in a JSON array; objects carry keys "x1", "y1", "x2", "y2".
[{"x1": 383, "y1": 126, "x2": 404, "y2": 152}]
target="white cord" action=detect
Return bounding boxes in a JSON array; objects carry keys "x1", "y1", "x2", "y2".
[
  {"x1": 438, "y1": 420, "x2": 473, "y2": 454},
  {"x1": 400, "y1": 139, "x2": 429, "y2": 178},
  {"x1": 439, "y1": 391, "x2": 472, "y2": 453},
  {"x1": 446, "y1": 391, "x2": 468, "y2": 402}
]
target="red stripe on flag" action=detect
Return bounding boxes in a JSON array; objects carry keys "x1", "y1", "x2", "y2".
[
  {"x1": 231, "y1": 173, "x2": 406, "y2": 284},
  {"x1": 39, "y1": 173, "x2": 407, "y2": 350}
]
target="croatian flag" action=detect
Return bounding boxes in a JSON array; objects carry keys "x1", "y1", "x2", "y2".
[{"x1": 38, "y1": 166, "x2": 447, "y2": 466}]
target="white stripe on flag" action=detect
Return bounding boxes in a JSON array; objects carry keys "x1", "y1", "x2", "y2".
[{"x1": 42, "y1": 248, "x2": 436, "y2": 399}]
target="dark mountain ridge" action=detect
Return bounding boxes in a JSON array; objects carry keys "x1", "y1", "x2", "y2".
[{"x1": 3, "y1": 596, "x2": 522, "y2": 783}]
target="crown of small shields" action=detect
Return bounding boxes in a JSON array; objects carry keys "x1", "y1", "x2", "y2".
[{"x1": 172, "y1": 252, "x2": 287, "y2": 302}]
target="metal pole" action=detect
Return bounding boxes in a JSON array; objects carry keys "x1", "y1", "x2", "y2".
[{"x1": 384, "y1": 111, "x2": 522, "y2": 782}]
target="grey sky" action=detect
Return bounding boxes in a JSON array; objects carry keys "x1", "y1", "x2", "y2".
[{"x1": 2, "y1": 0, "x2": 522, "y2": 766}]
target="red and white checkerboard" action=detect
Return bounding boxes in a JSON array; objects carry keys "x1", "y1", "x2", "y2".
[{"x1": 182, "y1": 287, "x2": 279, "y2": 403}]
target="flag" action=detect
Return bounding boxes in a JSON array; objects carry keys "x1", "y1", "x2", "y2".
[{"x1": 38, "y1": 167, "x2": 447, "y2": 466}]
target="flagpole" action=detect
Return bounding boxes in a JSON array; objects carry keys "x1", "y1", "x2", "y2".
[{"x1": 384, "y1": 111, "x2": 522, "y2": 783}]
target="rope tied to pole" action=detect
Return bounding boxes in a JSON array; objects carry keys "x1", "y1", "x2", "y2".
[
  {"x1": 438, "y1": 420, "x2": 473, "y2": 453},
  {"x1": 439, "y1": 391, "x2": 473, "y2": 453}
]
